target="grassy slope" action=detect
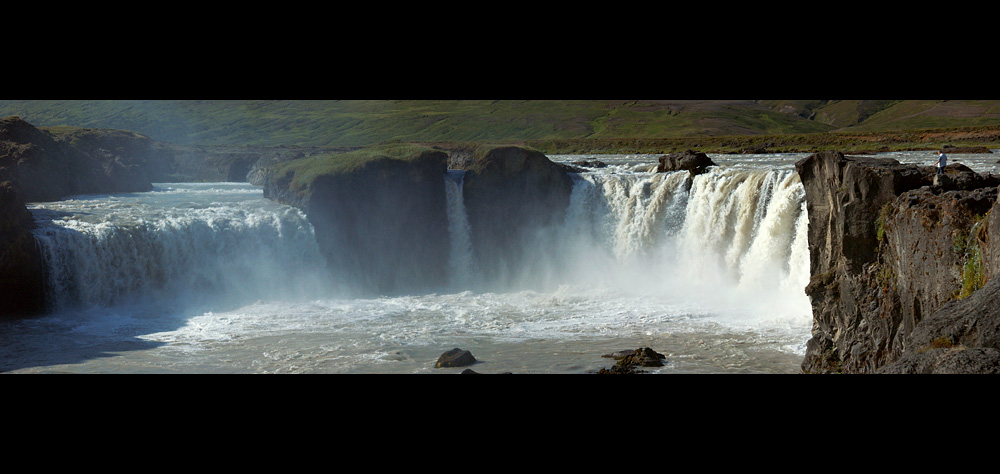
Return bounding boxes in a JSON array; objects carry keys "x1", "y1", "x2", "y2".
[
  {"x1": 3, "y1": 100, "x2": 1000, "y2": 153},
  {"x1": 272, "y1": 143, "x2": 441, "y2": 196}
]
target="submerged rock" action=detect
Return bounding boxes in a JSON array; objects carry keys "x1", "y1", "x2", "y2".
[{"x1": 435, "y1": 348, "x2": 477, "y2": 368}]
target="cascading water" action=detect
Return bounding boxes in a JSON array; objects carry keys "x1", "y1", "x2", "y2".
[
  {"x1": 29, "y1": 183, "x2": 330, "y2": 313},
  {"x1": 4, "y1": 156, "x2": 818, "y2": 374},
  {"x1": 444, "y1": 170, "x2": 478, "y2": 289},
  {"x1": 531, "y1": 165, "x2": 811, "y2": 323}
]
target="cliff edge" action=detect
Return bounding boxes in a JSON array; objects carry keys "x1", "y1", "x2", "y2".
[{"x1": 796, "y1": 150, "x2": 1000, "y2": 373}]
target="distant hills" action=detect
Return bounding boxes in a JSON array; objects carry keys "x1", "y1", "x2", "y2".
[{"x1": 2, "y1": 100, "x2": 1000, "y2": 150}]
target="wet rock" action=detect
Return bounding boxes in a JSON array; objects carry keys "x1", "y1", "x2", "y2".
[
  {"x1": 597, "y1": 347, "x2": 666, "y2": 373},
  {"x1": 435, "y1": 348, "x2": 477, "y2": 368},
  {"x1": 571, "y1": 159, "x2": 607, "y2": 168}
]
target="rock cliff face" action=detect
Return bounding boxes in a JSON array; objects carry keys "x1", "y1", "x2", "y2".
[
  {"x1": 264, "y1": 146, "x2": 452, "y2": 295},
  {"x1": 461, "y1": 146, "x2": 575, "y2": 288},
  {"x1": 796, "y1": 150, "x2": 1000, "y2": 373},
  {"x1": 2, "y1": 118, "x2": 168, "y2": 202},
  {"x1": 262, "y1": 144, "x2": 577, "y2": 294},
  {"x1": 0, "y1": 177, "x2": 45, "y2": 316}
]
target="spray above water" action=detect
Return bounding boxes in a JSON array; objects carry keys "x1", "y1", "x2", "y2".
[{"x1": 496, "y1": 165, "x2": 814, "y2": 324}]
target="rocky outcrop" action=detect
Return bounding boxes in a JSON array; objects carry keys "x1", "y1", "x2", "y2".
[
  {"x1": 796, "y1": 150, "x2": 1000, "y2": 373},
  {"x1": 0, "y1": 177, "x2": 45, "y2": 317},
  {"x1": 657, "y1": 149, "x2": 716, "y2": 175},
  {"x1": 262, "y1": 144, "x2": 577, "y2": 294},
  {"x1": 264, "y1": 145, "x2": 452, "y2": 295},
  {"x1": 461, "y1": 145, "x2": 575, "y2": 288},
  {"x1": 878, "y1": 276, "x2": 1000, "y2": 373},
  {"x1": 2, "y1": 117, "x2": 168, "y2": 202}
]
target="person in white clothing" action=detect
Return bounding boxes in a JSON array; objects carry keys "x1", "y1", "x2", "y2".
[{"x1": 934, "y1": 150, "x2": 947, "y2": 175}]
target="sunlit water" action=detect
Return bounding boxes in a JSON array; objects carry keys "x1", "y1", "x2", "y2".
[{"x1": 3, "y1": 151, "x2": 995, "y2": 374}]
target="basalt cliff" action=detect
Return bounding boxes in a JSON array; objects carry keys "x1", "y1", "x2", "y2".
[
  {"x1": 796, "y1": 151, "x2": 1000, "y2": 373},
  {"x1": 261, "y1": 144, "x2": 576, "y2": 295}
]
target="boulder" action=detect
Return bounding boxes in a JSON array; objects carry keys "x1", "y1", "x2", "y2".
[
  {"x1": 656, "y1": 150, "x2": 716, "y2": 175},
  {"x1": 435, "y1": 348, "x2": 477, "y2": 368},
  {"x1": 597, "y1": 347, "x2": 666, "y2": 373}
]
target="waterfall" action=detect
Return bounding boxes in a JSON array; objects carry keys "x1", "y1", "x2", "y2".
[
  {"x1": 32, "y1": 170, "x2": 811, "y2": 322},
  {"x1": 30, "y1": 183, "x2": 329, "y2": 312},
  {"x1": 444, "y1": 170, "x2": 477, "y2": 288},
  {"x1": 439, "y1": 166, "x2": 809, "y2": 316},
  {"x1": 676, "y1": 169, "x2": 806, "y2": 287},
  {"x1": 587, "y1": 167, "x2": 811, "y2": 318},
  {"x1": 441, "y1": 166, "x2": 811, "y2": 319}
]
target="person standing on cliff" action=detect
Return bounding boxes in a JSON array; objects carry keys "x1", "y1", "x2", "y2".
[{"x1": 935, "y1": 150, "x2": 948, "y2": 175}]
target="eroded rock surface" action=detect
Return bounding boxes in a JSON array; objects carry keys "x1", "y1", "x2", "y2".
[{"x1": 796, "y1": 150, "x2": 1000, "y2": 373}]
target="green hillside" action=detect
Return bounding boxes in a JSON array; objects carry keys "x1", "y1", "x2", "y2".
[{"x1": 3, "y1": 99, "x2": 1000, "y2": 151}]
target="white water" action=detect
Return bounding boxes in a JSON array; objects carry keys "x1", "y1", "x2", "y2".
[{"x1": 1, "y1": 156, "x2": 824, "y2": 373}]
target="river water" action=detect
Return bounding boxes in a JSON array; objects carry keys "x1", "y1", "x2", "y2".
[{"x1": 2, "y1": 151, "x2": 995, "y2": 374}]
